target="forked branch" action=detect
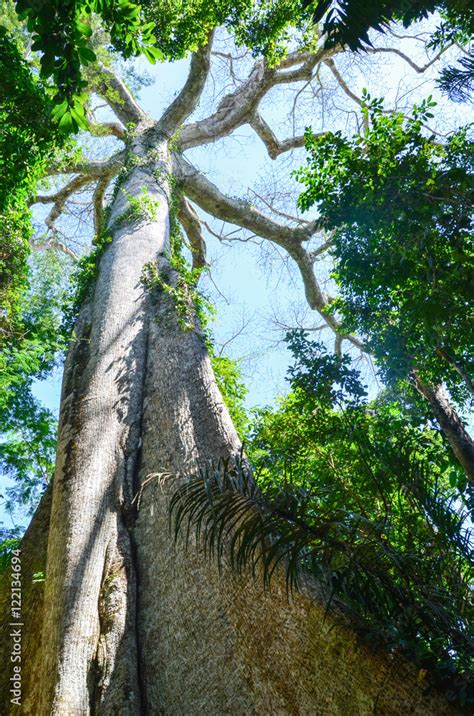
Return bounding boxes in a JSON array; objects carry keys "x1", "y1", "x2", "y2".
[
  {"x1": 159, "y1": 31, "x2": 215, "y2": 137},
  {"x1": 89, "y1": 64, "x2": 149, "y2": 126},
  {"x1": 249, "y1": 113, "x2": 310, "y2": 159}
]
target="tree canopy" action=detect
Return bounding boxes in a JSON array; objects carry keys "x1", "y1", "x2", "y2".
[{"x1": 295, "y1": 96, "x2": 473, "y2": 406}]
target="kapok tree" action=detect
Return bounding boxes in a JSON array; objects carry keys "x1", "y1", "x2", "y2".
[{"x1": 0, "y1": 22, "x2": 468, "y2": 715}]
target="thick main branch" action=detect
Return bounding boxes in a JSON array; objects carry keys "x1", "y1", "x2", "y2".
[
  {"x1": 158, "y1": 32, "x2": 214, "y2": 137},
  {"x1": 178, "y1": 48, "x2": 332, "y2": 151},
  {"x1": 174, "y1": 155, "x2": 360, "y2": 345}
]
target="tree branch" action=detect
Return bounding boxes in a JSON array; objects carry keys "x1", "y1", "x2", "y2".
[
  {"x1": 92, "y1": 177, "x2": 111, "y2": 237},
  {"x1": 178, "y1": 47, "x2": 334, "y2": 151},
  {"x1": 45, "y1": 150, "x2": 126, "y2": 178},
  {"x1": 366, "y1": 45, "x2": 450, "y2": 74},
  {"x1": 248, "y1": 189, "x2": 310, "y2": 225},
  {"x1": 324, "y1": 58, "x2": 364, "y2": 107},
  {"x1": 87, "y1": 121, "x2": 126, "y2": 140},
  {"x1": 34, "y1": 175, "x2": 96, "y2": 234},
  {"x1": 177, "y1": 196, "x2": 208, "y2": 271},
  {"x1": 89, "y1": 64, "x2": 149, "y2": 126},
  {"x1": 158, "y1": 31, "x2": 214, "y2": 137},
  {"x1": 309, "y1": 236, "x2": 334, "y2": 259},
  {"x1": 30, "y1": 237, "x2": 79, "y2": 261},
  {"x1": 248, "y1": 113, "x2": 309, "y2": 159},
  {"x1": 272, "y1": 52, "x2": 327, "y2": 85},
  {"x1": 35, "y1": 157, "x2": 121, "y2": 239},
  {"x1": 413, "y1": 374, "x2": 474, "y2": 485},
  {"x1": 174, "y1": 155, "x2": 316, "y2": 246},
  {"x1": 174, "y1": 155, "x2": 361, "y2": 346}
]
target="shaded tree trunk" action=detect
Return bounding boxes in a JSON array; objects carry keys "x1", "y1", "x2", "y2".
[
  {"x1": 413, "y1": 373, "x2": 474, "y2": 486},
  {"x1": 0, "y1": 139, "x2": 463, "y2": 714}
]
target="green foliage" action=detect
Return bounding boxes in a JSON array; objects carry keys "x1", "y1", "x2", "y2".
[
  {"x1": 428, "y1": 5, "x2": 474, "y2": 101},
  {"x1": 62, "y1": 232, "x2": 113, "y2": 334},
  {"x1": 171, "y1": 332, "x2": 473, "y2": 707},
  {"x1": 0, "y1": 27, "x2": 62, "y2": 339},
  {"x1": 211, "y1": 353, "x2": 249, "y2": 436},
  {"x1": 141, "y1": 178, "x2": 205, "y2": 330},
  {"x1": 295, "y1": 97, "x2": 474, "y2": 405},
  {"x1": 0, "y1": 539, "x2": 21, "y2": 574},
  {"x1": 141, "y1": 257, "x2": 248, "y2": 433},
  {"x1": 299, "y1": 1, "x2": 474, "y2": 101},
  {"x1": 142, "y1": 260, "x2": 201, "y2": 331},
  {"x1": 114, "y1": 187, "x2": 160, "y2": 228},
  {"x1": 0, "y1": 386, "x2": 57, "y2": 513},
  {"x1": 438, "y1": 54, "x2": 474, "y2": 103},
  {"x1": 1, "y1": 251, "x2": 70, "y2": 525},
  {"x1": 11, "y1": 0, "x2": 160, "y2": 129},
  {"x1": 142, "y1": 0, "x2": 316, "y2": 63},
  {"x1": 3, "y1": 0, "x2": 324, "y2": 130},
  {"x1": 305, "y1": 0, "x2": 474, "y2": 51},
  {"x1": 141, "y1": 182, "x2": 248, "y2": 434}
]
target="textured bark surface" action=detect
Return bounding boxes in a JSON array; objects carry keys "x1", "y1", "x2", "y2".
[
  {"x1": 0, "y1": 485, "x2": 52, "y2": 713},
  {"x1": 414, "y1": 375, "x2": 474, "y2": 486},
  {"x1": 1, "y1": 204, "x2": 464, "y2": 716},
  {"x1": 29, "y1": 145, "x2": 170, "y2": 713},
  {"x1": 2, "y1": 134, "x2": 467, "y2": 715}
]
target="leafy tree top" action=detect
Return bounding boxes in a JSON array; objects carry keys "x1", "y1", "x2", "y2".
[{"x1": 295, "y1": 96, "x2": 474, "y2": 405}]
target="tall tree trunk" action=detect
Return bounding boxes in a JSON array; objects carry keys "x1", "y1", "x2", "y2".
[
  {"x1": 0, "y1": 141, "x2": 463, "y2": 713},
  {"x1": 413, "y1": 373, "x2": 474, "y2": 486},
  {"x1": 31, "y1": 137, "x2": 172, "y2": 713}
]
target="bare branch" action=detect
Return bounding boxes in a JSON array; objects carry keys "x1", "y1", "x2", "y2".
[
  {"x1": 92, "y1": 177, "x2": 111, "y2": 237},
  {"x1": 177, "y1": 196, "x2": 208, "y2": 271},
  {"x1": 179, "y1": 47, "x2": 335, "y2": 151},
  {"x1": 34, "y1": 175, "x2": 96, "y2": 235},
  {"x1": 248, "y1": 113, "x2": 310, "y2": 159},
  {"x1": 248, "y1": 189, "x2": 309, "y2": 225},
  {"x1": 34, "y1": 156, "x2": 121, "y2": 239},
  {"x1": 175, "y1": 155, "x2": 362, "y2": 347},
  {"x1": 278, "y1": 50, "x2": 322, "y2": 69},
  {"x1": 88, "y1": 121, "x2": 126, "y2": 140},
  {"x1": 174, "y1": 155, "x2": 317, "y2": 247},
  {"x1": 324, "y1": 58, "x2": 364, "y2": 108},
  {"x1": 290, "y1": 245, "x2": 362, "y2": 347},
  {"x1": 158, "y1": 32, "x2": 214, "y2": 136},
  {"x1": 366, "y1": 45, "x2": 451, "y2": 74},
  {"x1": 30, "y1": 237, "x2": 79, "y2": 261},
  {"x1": 272, "y1": 51, "x2": 328, "y2": 85},
  {"x1": 211, "y1": 51, "x2": 246, "y2": 83},
  {"x1": 309, "y1": 237, "x2": 334, "y2": 259}
]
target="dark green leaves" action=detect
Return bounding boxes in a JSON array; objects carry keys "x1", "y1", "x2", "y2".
[
  {"x1": 11, "y1": 0, "x2": 161, "y2": 130},
  {"x1": 307, "y1": 1, "x2": 473, "y2": 53},
  {"x1": 1, "y1": 251, "x2": 72, "y2": 527},
  {"x1": 295, "y1": 98, "x2": 474, "y2": 406},
  {"x1": 0, "y1": 27, "x2": 62, "y2": 338}
]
